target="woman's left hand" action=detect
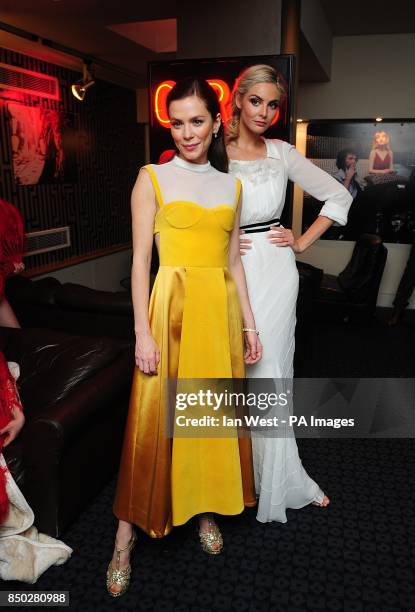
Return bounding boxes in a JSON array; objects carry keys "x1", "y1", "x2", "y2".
[
  {"x1": 0, "y1": 408, "x2": 25, "y2": 448},
  {"x1": 244, "y1": 332, "x2": 263, "y2": 364},
  {"x1": 268, "y1": 226, "x2": 302, "y2": 253}
]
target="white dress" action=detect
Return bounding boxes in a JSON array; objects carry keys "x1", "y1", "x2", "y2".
[{"x1": 229, "y1": 138, "x2": 352, "y2": 523}]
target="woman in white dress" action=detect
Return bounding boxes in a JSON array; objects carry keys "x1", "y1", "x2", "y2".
[{"x1": 226, "y1": 65, "x2": 353, "y2": 523}]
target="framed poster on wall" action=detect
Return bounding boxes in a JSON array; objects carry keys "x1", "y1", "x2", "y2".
[
  {"x1": 303, "y1": 121, "x2": 415, "y2": 244},
  {"x1": 7, "y1": 103, "x2": 78, "y2": 185},
  {"x1": 148, "y1": 54, "x2": 295, "y2": 226}
]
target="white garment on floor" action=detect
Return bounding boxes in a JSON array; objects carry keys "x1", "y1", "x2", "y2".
[
  {"x1": 0, "y1": 455, "x2": 72, "y2": 583},
  {"x1": 229, "y1": 138, "x2": 352, "y2": 523},
  {"x1": 0, "y1": 363, "x2": 72, "y2": 583}
]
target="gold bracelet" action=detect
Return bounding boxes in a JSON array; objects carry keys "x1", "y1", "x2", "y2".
[{"x1": 243, "y1": 328, "x2": 260, "y2": 336}]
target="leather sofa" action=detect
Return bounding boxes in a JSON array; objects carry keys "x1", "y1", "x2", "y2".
[
  {"x1": 1, "y1": 284, "x2": 135, "y2": 537},
  {"x1": 315, "y1": 234, "x2": 388, "y2": 322},
  {"x1": 6, "y1": 275, "x2": 135, "y2": 340},
  {"x1": 295, "y1": 261, "x2": 323, "y2": 375}
]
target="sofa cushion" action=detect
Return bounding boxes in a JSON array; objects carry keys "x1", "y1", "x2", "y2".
[
  {"x1": 0, "y1": 327, "x2": 124, "y2": 416},
  {"x1": 55, "y1": 283, "x2": 133, "y2": 316}
]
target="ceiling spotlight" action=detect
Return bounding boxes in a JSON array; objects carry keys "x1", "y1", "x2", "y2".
[
  {"x1": 71, "y1": 62, "x2": 95, "y2": 101},
  {"x1": 297, "y1": 118, "x2": 304, "y2": 123},
  {"x1": 375, "y1": 117, "x2": 383, "y2": 122}
]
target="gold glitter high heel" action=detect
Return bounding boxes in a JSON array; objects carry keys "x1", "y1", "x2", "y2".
[
  {"x1": 198, "y1": 514, "x2": 223, "y2": 555},
  {"x1": 106, "y1": 531, "x2": 137, "y2": 597}
]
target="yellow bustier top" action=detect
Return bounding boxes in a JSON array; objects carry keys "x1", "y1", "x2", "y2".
[{"x1": 145, "y1": 165, "x2": 241, "y2": 269}]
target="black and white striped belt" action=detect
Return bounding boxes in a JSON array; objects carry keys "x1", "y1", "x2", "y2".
[{"x1": 240, "y1": 218, "x2": 281, "y2": 234}]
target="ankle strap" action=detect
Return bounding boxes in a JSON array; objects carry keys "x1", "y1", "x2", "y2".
[{"x1": 116, "y1": 533, "x2": 135, "y2": 554}]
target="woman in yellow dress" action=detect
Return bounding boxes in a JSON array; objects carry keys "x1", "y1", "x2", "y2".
[{"x1": 107, "y1": 77, "x2": 262, "y2": 596}]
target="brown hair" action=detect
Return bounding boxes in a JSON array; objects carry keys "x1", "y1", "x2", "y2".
[{"x1": 167, "y1": 77, "x2": 228, "y2": 172}]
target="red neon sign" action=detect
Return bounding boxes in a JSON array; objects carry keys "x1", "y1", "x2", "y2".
[
  {"x1": 154, "y1": 80, "x2": 175, "y2": 126},
  {"x1": 270, "y1": 107, "x2": 281, "y2": 126},
  {"x1": 153, "y1": 79, "x2": 231, "y2": 128}
]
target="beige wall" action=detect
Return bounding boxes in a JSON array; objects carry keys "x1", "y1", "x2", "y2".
[
  {"x1": 36, "y1": 249, "x2": 132, "y2": 292},
  {"x1": 300, "y1": 0, "x2": 332, "y2": 79},
  {"x1": 296, "y1": 34, "x2": 415, "y2": 308},
  {"x1": 299, "y1": 34, "x2": 415, "y2": 119}
]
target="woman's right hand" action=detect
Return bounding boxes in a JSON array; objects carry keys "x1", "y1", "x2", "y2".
[
  {"x1": 240, "y1": 230, "x2": 252, "y2": 256},
  {"x1": 135, "y1": 331, "x2": 160, "y2": 374},
  {"x1": 345, "y1": 165, "x2": 357, "y2": 180}
]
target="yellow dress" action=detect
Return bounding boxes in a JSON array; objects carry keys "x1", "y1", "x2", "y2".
[{"x1": 113, "y1": 157, "x2": 256, "y2": 538}]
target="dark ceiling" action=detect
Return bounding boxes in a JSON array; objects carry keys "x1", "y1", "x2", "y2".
[
  {"x1": 0, "y1": 0, "x2": 176, "y2": 22},
  {"x1": 0, "y1": 1, "x2": 178, "y2": 86},
  {"x1": 320, "y1": 0, "x2": 415, "y2": 36}
]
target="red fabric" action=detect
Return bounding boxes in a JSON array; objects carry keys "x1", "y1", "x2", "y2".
[
  {"x1": 0, "y1": 351, "x2": 23, "y2": 523},
  {"x1": 0, "y1": 199, "x2": 25, "y2": 522},
  {"x1": 158, "y1": 149, "x2": 176, "y2": 164},
  {"x1": 373, "y1": 151, "x2": 391, "y2": 171},
  {"x1": 0, "y1": 199, "x2": 25, "y2": 298}
]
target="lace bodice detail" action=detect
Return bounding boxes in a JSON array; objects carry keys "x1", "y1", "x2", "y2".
[
  {"x1": 228, "y1": 157, "x2": 281, "y2": 188},
  {"x1": 228, "y1": 141, "x2": 287, "y2": 226}
]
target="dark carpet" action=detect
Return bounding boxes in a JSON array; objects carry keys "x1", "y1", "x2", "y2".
[
  {"x1": 308, "y1": 308, "x2": 415, "y2": 378},
  {"x1": 4, "y1": 309, "x2": 415, "y2": 612}
]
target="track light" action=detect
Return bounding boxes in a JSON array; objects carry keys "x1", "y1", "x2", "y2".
[{"x1": 71, "y1": 62, "x2": 95, "y2": 101}]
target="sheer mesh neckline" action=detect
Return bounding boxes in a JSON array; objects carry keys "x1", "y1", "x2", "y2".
[
  {"x1": 173, "y1": 155, "x2": 211, "y2": 173},
  {"x1": 149, "y1": 160, "x2": 237, "y2": 209}
]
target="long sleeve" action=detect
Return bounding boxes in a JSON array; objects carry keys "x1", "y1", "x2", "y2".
[{"x1": 283, "y1": 142, "x2": 353, "y2": 226}]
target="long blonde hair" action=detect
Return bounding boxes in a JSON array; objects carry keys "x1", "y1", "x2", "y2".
[
  {"x1": 226, "y1": 64, "x2": 286, "y2": 142},
  {"x1": 371, "y1": 130, "x2": 392, "y2": 151}
]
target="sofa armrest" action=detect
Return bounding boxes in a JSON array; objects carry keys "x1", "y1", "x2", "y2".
[
  {"x1": 21, "y1": 347, "x2": 134, "y2": 535},
  {"x1": 22, "y1": 347, "x2": 134, "y2": 446}
]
